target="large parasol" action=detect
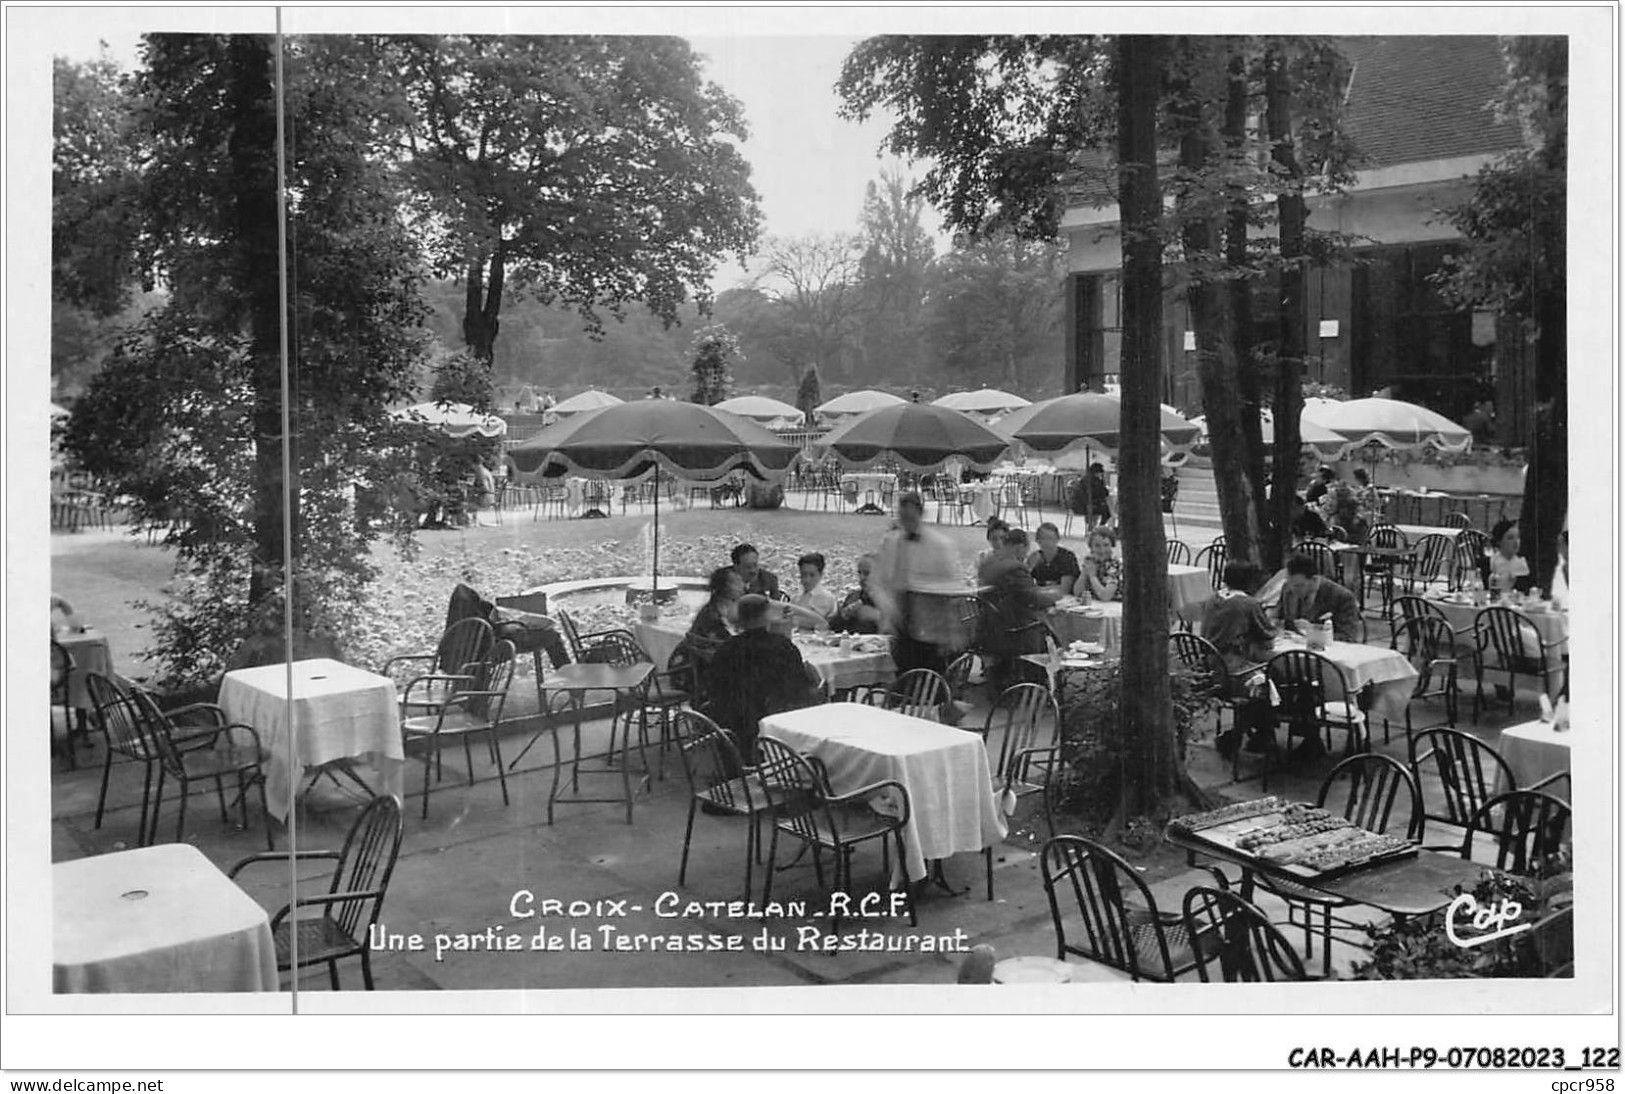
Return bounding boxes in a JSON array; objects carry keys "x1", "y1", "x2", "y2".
[
  {"x1": 815, "y1": 389, "x2": 906, "y2": 420},
  {"x1": 1302, "y1": 396, "x2": 1473, "y2": 452},
  {"x1": 507, "y1": 400, "x2": 796, "y2": 590},
  {"x1": 931, "y1": 388, "x2": 1032, "y2": 416},
  {"x1": 995, "y1": 392, "x2": 1200, "y2": 467},
  {"x1": 713, "y1": 394, "x2": 804, "y2": 429},
  {"x1": 389, "y1": 401, "x2": 508, "y2": 439},
  {"x1": 550, "y1": 389, "x2": 625, "y2": 417},
  {"x1": 816, "y1": 402, "x2": 1011, "y2": 474}
]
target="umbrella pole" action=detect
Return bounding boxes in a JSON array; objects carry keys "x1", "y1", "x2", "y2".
[{"x1": 652, "y1": 464, "x2": 660, "y2": 594}]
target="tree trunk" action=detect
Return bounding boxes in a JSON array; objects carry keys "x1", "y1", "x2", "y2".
[
  {"x1": 462, "y1": 244, "x2": 504, "y2": 365},
  {"x1": 1179, "y1": 76, "x2": 1264, "y2": 567},
  {"x1": 1521, "y1": 284, "x2": 1567, "y2": 592},
  {"x1": 1266, "y1": 44, "x2": 1307, "y2": 565},
  {"x1": 1225, "y1": 49, "x2": 1275, "y2": 565},
  {"x1": 228, "y1": 36, "x2": 291, "y2": 609},
  {"x1": 1114, "y1": 35, "x2": 1179, "y2": 819}
]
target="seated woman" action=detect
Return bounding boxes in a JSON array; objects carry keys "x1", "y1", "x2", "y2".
[
  {"x1": 1078, "y1": 529, "x2": 1123, "y2": 601},
  {"x1": 681, "y1": 566, "x2": 744, "y2": 670},
  {"x1": 977, "y1": 528, "x2": 1061, "y2": 695},
  {"x1": 975, "y1": 518, "x2": 1010, "y2": 571},
  {"x1": 1027, "y1": 522, "x2": 1081, "y2": 595},
  {"x1": 790, "y1": 552, "x2": 839, "y2": 627},
  {"x1": 833, "y1": 554, "x2": 883, "y2": 634},
  {"x1": 1488, "y1": 518, "x2": 1533, "y2": 595}
]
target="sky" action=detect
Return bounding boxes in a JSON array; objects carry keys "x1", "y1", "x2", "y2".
[{"x1": 41, "y1": 13, "x2": 946, "y2": 291}]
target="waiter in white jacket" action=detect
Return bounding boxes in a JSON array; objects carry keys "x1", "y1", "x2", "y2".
[{"x1": 872, "y1": 491, "x2": 961, "y2": 675}]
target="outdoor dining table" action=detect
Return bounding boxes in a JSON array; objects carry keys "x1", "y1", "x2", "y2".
[
  {"x1": 513, "y1": 660, "x2": 654, "y2": 826},
  {"x1": 53, "y1": 844, "x2": 279, "y2": 993},
  {"x1": 1392, "y1": 523, "x2": 1466, "y2": 543},
  {"x1": 1422, "y1": 592, "x2": 1569, "y2": 667},
  {"x1": 1049, "y1": 600, "x2": 1122, "y2": 653},
  {"x1": 1494, "y1": 719, "x2": 1571, "y2": 794},
  {"x1": 759, "y1": 703, "x2": 1007, "y2": 886},
  {"x1": 564, "y1": 477, "x2": 618, "y2": 518},
  {"x1": 958, "y1": 479, "x2": 1004, "y2": 523},
  {"x1": 1166, "y1": 563, "x2": 1213, "y2": 620},
  {"x1": 1268, "y1": 633, "x2": 1418, "y2": 725},
  {"x1": 840, "y1": 472, "x2": 897, "y2": 514},
  {"x1": 1329, "y1": 541, "x2": 1416, "y2": 610},
  {"x1": 635, "y1": 618, "x2": 898, "y2": 693},
  {"x1": 55, "y1": 626, "x2": 113, "y2": 722},
  {"x1": 1164, "y1": 821, "x2": 1499, "y2": 920},
  {"x1": 218, "y1": 658, "x2": 404, "y2": 821}
]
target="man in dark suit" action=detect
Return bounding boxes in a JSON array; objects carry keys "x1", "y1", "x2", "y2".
[
  {"x1": 731, "y1": 543, "x2": 782, "y2": 598},
  {"x1": 1275, "y1": 554, "x2": 1363, "y2": 642},
  {"x1": 976, "y1": 528, "x2": 1061, "y2": 696},
  {"x1": 701, "y1": 594, "x2": 818, "y2": 766}
]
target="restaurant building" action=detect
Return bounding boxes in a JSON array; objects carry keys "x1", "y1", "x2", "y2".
[{"x1": 1061, "y1": 36, "x2": 1531, "y2": 444}]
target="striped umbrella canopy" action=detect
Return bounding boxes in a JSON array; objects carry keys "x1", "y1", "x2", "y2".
[
  {"x1": 815, "y1": 389, "x2": 906, "y2": 419},
  {"x1": 816, "y1": 403, "x2": 1010, "y2": 473},
  {"x1": 1303, "y1": 396, "x2": 1473, "y2": 452},
  {"x1": 1259, "y1": 408, "x2": 1349, "y2": 454},
  {"x1": 389, "y1": 401, "x2": 508, "y2": 439},
  {"x1": 551, "y1": 389, "x2": 625, "y2": 417},
  {"x1": 931, "y1": 388, "x2": 1031, "y2": 415},
  {"x1": 713, "y1": 395, "x2": 804, "y2": 426}
]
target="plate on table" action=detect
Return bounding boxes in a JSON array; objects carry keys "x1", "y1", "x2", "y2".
[{"x1": 991, "y1": 956, "x2": 1074, "y2": 984}]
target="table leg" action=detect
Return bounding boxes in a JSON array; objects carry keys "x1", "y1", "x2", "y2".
[
  {"x1": 619, "y1": 687, "x2": 634, "y2": 825},
  {"x1": 571, "y1": 691, "x2": 584, "y2": 792}
]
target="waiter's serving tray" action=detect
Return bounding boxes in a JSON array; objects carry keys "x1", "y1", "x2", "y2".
[{"x1": 1168, "y1": 797, "x2": 1418, "y2": 880}]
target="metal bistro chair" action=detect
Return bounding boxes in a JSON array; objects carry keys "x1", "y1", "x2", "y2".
[
  {"x1": 1256, "y1": 753, "x2": 1421, "y2": 979},
  {"x1": 1361, "y1": 524, "x2": 1409, "y2": 612},
  {"x1": 1473, "y1": 606, "x2": 1565, "y2": 719},
  {"x1": 130, "y1": 688, "x2": 274, "y2": 850},
  {"x1": 1460, "y1": 791, "x2": 1571, "y2": 877},
  {"x1": 1451, "y1": 531, "x2": 1491, "y2": 591},
  {"x1": 85, "y1": 673, "x2": 220, "y2": 836},
  {"x1": 1407, "y1": 727, "x2": 1566, "y2": 850},
  {"x1": 1404, "y1": 533, "x2": 1455, "y2": 595},
  {"x1": 51, "y1": 639, "x2": 78, "y2": 769},
  {"x1": 1386, "y1": 594, "x2": 1453, "y2": 637},
  {"x1": 1165, "y1": 539, "x2": 1192, "y2": 566},
  {"x1": 384, "y1": 617, "x2": 495, "y2": 721},
  {"x1": 1194, "y1": 542, "x2": 1227, "y2": 591},
  {"x1": 980, "y1": 683, "x2": 1061, "y2": 898},
  {"x1": 1265, "y1": 649, "x2": 1369, "y2": 766},
  {"x1": 1040, "y1": 835, "x2": 1225, "y2": 983},
  {"x1": 1181, "y1": 886, "x2": 1310, "y2": 983},
  {"x1": 1441, "y1": 510, "x2": 1474, "y2": 530},
  {"x1": 229, "y1": 794, "x2": 404, "y2": 990},
  {"x1": 756, "y1": 736, "x2": 915, "y2": 936},
  {"x1": 861, "y1": 667, "x2": 952, "y2": 723},
  {"x1": 400, "y1": 639, "x2": 517, "y2": 820},
  {"x1": 1386, "y1": 616, "x2": 1461, "y2": 744},
  {"x1": 672, "y1": 711, "x2": 774, "y2": 901}
]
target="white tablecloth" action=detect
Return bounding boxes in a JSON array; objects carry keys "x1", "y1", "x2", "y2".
[
  {"x1": 1495, "y1": 720, "x2": 1571, "y2": 794},
  {"x1": 760, "y1": 703, "x2": 1007, "y2": 883},
  {"x1": 565, "y1": 478, "x2": 619, "y2": 517},
  {"x1": 1050, "y1": 601, "x2": 1122, "y2": 652},
  {"x1": 792, "y1": 634, "x2": 897, "y2": 692},
  {"x1": 55, "y1": 628, "x2": 113, "y2": 712},
  {"x1": 1270, "y1": 636, "x2": 1418, "y2": 724},
  {"x1": 634, "y1": 620, "x2": 689, "y2": 671},
  {"x1": 219, "y1": 659, "x2": 404, "y2": 822},
  {"x1": 1393, "y1": 524, "x2": 1464, "y2": 543},
  {"x1": 958, "y1": 481, "x2": 1003, "y2": 522},
  {"x1": 1424, "y1": 594, "x2": 1569, "y2": 666},
  {"x1": 54, "y1": 844, "x2": 278, "y2": 993},
  {"x1": 1166, "y1": 563, "x2": 1213, "y2": 619}
]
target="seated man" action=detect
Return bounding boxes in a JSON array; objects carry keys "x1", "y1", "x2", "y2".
[
  {"x1": 790, "y1": 551, "x2": 839, "y2": 627},
  {"x1": 1275, "y1": 553, "x2": 1363, "y2": 642},
  {"x1": 731, "y1": 542, "x2": 781, "y2": 598},
  {"x1": 1199, "y1": 560, "x2": 1280, "y2": 758},
  {"x1": 700, "y1": 594, "x2": 819, "y2": 766},
  {"x1": 976, "y1": 527, "x2": 1061, "y2": 696},
  {"x1": 833, "y1": 553, "x2": 884, "y2": 634}
]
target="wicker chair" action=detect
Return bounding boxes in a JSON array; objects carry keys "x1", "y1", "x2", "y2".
[{"x1": 229, "y1": 794, "x2": 404, "y2": 990}]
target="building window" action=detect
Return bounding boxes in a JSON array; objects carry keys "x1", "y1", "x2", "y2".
[{"x1": 1075, "y1": 272, "x2": 1122, "y2": 392}]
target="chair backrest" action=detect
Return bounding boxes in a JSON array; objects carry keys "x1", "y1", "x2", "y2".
[
  {"x1": 984, "y1": 683, "x2": 1058, "y2": 784},
  {"x1": 329, "y1": 794, "x2": 405, "y2": 940},
  {"x1": 51, "y1": 640, "x2": 74, "y2": 689},
  {"x1": 86, "y1": 673, "x2": 147, "y2": 758},
  {"x1": 437, "y1": 616, "x2": 495, "y2": 678},
  {"x1": 1451, "y1": 535, "x2": 1489, "y2": 589},
  {"x1": 554, "y1": 610, "x2": 584, "y2": 661},
  {"x1": 1165, "y1": 539, "x2": 1192, "y2": 566},
  {"x1": 1181, "y1": 886, "x2": 1308, "y2": 983},
  {"x1": 1441, "y1": 510, "x2": 1474, "y2": 529},
  {"x1": 943, "y1": 652, "x2": 975, "y2": 699},
  {"x1": 1456, "y1": 527, "x2": 1490, "y2": 559},
  {"x1": 1388, "y1": 595, "x2": 1448, "y2": 631},
  {"x1": 1408, "y1": 727, "x2": 1515, "y2": 833},
  {"x1": 465, "y1": 639, "x2": 517, "y2": 721},
  {"x1": 755, "y1": 736, "x2": 835, "y2": 845},
  {"x1": 1461, "y1": 791, "x2": 1571, "y2": 876},
  {"x1": 1474, "y1": 606, "x2": 1543, "y2": 669},
  {"x1": 1194, "y1": 543, "x2": 1227, "y2": 590},
  {"x1": 579, "y1": 629, "x2": 648, "y2": 668},
  {"x1": 1297, "y1": 540, "x2": 1338, "y2": 581},
  {"x1": 886, "y1": 668, "x2": 951, "y2": 721},
  {"x1": 1317, "y1": 753, "x2": 1422, "y2": 840},
  {"x1": 1368, "y1": 524, "x2": 1408, "y2": 550},
  {"x1": 1390, "y1": 616, "x2": 1458, "y2": 699},
  {"x1": 127, "y1": 688, "x2": 191, "y2": 779},
  {"x1": 1040, "y1": 835, "x2": 1177, "y2": 981},
  {"x1": 672, "y1": 710, "x2": 755, "y2": 809},
  {"x1": 1411, "y1": 534, "x2": 1455, "y2": 584},
  {"x1": 1265, "y1": 649, "x2": 1352, "y2": 723},
  {"x1": 1168, "y1": 632, "x2": 1227, "y2": 696}
]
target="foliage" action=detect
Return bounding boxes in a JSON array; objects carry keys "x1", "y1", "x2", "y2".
[
  {"x1": 748, "y1": 234, "x2": 867, "y2": 383},
  {"x1": 386, "y1": 35, "x2": 762, "y2": 364},
  {"x1": 1353, "y1": 851, "x2": 1573, "y2": 980},
  {"x1": 925, "y1": 231, "x2": 1065, "y2": 393},
  {"x1": 1052, "y1": 660, "x2": 1215, "y2": 824},
  {"x1": 855, "y1": 169, "x2": 936, "y2": 386},
  {"x1": 428, "y1": 348, "x2": 496, "y2": 410},
  {"x1": 688, "y1": 324, "x2": 741, "y2": 406}
]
